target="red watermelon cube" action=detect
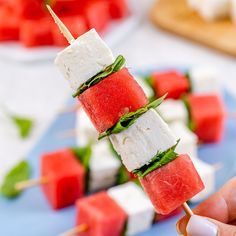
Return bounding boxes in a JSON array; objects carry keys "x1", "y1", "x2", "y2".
[
  {"x1": 41, "y1": 149, "x2": 85, "y2": 210},
  {"x1": 20, "y1": 16, "x2": 54, "y2": 47},
  {"x1": 140, "y1": 154, "x2": 204, "y2": 215},
  {"x1": 152, "y1": 70, "x2": 190, "y2": 99},
  {"x1": 84, "y1": 0, "x2": 110, "y2": 33},
  {"x1": 0, "y1": 7, "x2": 20, "y2": 41},
  {"x1": 108, "y1": 0, "x2": 129, "y2": 19},
  {"x1": 187, "y1": 94, "x2": 225, "y2": 143},
  {"x1": 76, "y1": 192, "x2": 127, "y2": 236},
  {"x1": 79, "y1": 68, "x2": 148, "y2": 133},
  {"x1": 51, "y1": 0, "x2": 85, "y2": 16},
  {"x1": 8, "y1": 0, "x2": 44, "y2": 19},
  {"x1": 52, "y1": 15, "x2": 87, "y2": 47}
]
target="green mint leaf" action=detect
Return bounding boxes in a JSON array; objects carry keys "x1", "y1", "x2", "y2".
[
  {"x1": 98, "y1": 94, "x2": 167, "y2": 139},
  {"x1": 116, "y1": 166, "x2": 130, "y2": 185},
  {"x1": 0, "y1": 161, "x2": 31, "y2": 198},
  {"x1": 11, "y1": 116, "x2": 33, "y2": 139},
  {"x1": 73, "y1": 55, "x2": 126, "y2": 97},
  {"x1": 71, "y1": 145, "x2": 92, "y2": 192},
  {"x1": 182, "y1": 96, "x2": 195, "y2": 131},
  {"x1": 184, "y1": 71, "x2": 192, "y2": 92},
  {"x1": 132, "y1": 141, "x2": 179, "y2": 177}
]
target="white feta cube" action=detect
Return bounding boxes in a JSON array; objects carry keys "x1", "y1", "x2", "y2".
[
  {"x1": 89, "y1": 141, "x2": 121, "y2": 191},
  {"x1": 108, "y1": 182, "x2": 155, "y2": 235},
  {"x1": 55, "y1": 29, "x2": 114, "y2": 91},
  {"x1": 110, "y1": 109, "x2": 176, "y2": 171},
  {"x1": 157, "y1": 99, "x2": 188, "y2": 125},
  {"x1": 198, "y1": 0, "x2": 230, "y2": 21},
  {"x1": 191, "y1": 159, "x2": 215, "y2": 202},
  {"x1": 76, "y1": 109, "x2": 98, "y2": 146},
  {"x1": 169, "y1": 121, "x2": 198, "y2": 159},
  {"x1": 232, "y1": 0, "x2": 236, "y2": 22},
  {"x1": 189, "y1": 67, "x2": 221, "y2": 95},
  {"x1": 135, "y1": 76, "x2": 154, "y2": 98}
]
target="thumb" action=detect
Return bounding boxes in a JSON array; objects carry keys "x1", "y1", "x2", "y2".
[{"x1": 185, "y1": 215, "x2": 236, "y2": 236}]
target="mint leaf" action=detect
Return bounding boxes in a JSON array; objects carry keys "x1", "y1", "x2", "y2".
[
  {"x1": 133, "y1": 141, "x2": 179, "y2": 177},
  {"x1": 73, "y1": 55, "x2": 125, "y2": 97},
  {"x1": 116, "y1": 166, "x2": 130, "y2": 185},
  {"x1": 182, "y1": 97, "x2": 195, "y2": 131},
  {"x1": 71, "y1": 145, "x2": 92, "y2": 191},
  {"x1": 184, "y1": 71, "x2": 192, "y2": 92},
  {"x1": 99, "y1": 95, "x2": 166, "y2": 139},
  {"x1": 11, "y1": 116, "x2": 33, "y2": 139},
  {"x1": 0, "y1": 161, "x2": 31, "y2": 198}
]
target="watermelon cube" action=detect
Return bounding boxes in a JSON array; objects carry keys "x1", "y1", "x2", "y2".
[
  {"x1": 79, "y1": 68, "x2": 148, "y2": 133},
  {"x1": 8, "y1": 0, "x2": 44, "y2": 19},
  {"x1": 0, "y1": 7, "x2": 19, "y2": 41},
  {"x1": 52, "y1": 15, "x2": 87, "y2": 47},
  {"x1": 140, "y1": 154, "x2": 204, "y2": 215},
  {"x1": 108, "y1": 0, "x2": 129, "y2": 19},
  {"x1": 84, "y1": 0, "x2": 110, "y2": 33},
  {"x1": 41, "y1": 149, "x2": 85, "y2": 210},
  {"x1": 152, "y1": 70, "x2": 190, "y2": 99},
  {"x1": 20, "y1": 16, "x2": 54, "y2": 47},
  {"x1": 52, "y1": 0, "x2": 85, "y2": 16},
  {"x1": 187, "y1": 94, "x2": 225, "y2": 143},
  {"x1": 76, "y1": 192, "x2": 127, "y2": 236}
]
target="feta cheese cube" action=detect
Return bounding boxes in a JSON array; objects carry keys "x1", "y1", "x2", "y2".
[
  {"x1": 108, "y1": 182, "x2": 155, "y2": 235},
  {"x1": 55, "y1": 29, "x2": 114, "y2": 91},
  {"x1": 76, "y1": 109, "x2": 99, "y2": 146},
  {"x1": 89, "y1": 141, "x2": 121, "y2": 191},
  {"x1": 191, "y1": 159, "x2": 215, "y2": 202},
  {"x1": 189, "y1": 67, "x2": 221, "y2": 95},
  {"x1": 198, "y1": 0, "x2": 230, "y2": 21},
  {"x1": 110, "y1": 109, "x2": 176, "y2": 171},
  {"x1": 157, "y1": 99, "x2": 188, "y2": 125},
  {"x1": 169, "y1": 121, "x2": 198, "y2": 159}
]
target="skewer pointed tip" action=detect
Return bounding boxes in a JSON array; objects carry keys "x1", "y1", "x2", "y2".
[{"x1": 46, "y1": 4, "x2": 75, "y2": 44}]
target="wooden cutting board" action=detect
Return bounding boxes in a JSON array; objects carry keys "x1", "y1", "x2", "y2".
[{"x1": 150, "y1": 0, "x2": 236, "y2": 57}]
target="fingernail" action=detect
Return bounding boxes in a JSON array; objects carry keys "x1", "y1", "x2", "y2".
[{"x1": 186, "y1": 215, "x2": 218, "y2": 236}]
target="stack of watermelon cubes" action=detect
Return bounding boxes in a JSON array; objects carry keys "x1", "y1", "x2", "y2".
[{"x1": 0, "y1": 0, "x2": 128, "y2": 47}]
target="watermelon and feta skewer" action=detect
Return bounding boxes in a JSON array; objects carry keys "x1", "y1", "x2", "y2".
[
  {"x1": 15, "y1": 142, "x2": 124, "y2": 207},
  {"x1": 61, "y1": 182, "x2": 155, "y2": 236},
  {"x1": 149, "y1": 67, "x2": 221, "y2": 99},
  {"x1": 49, "y1": 4, "x2": 203, "y2": 224}
]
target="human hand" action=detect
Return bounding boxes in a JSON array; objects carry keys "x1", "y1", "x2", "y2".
[{"x1": 176, "y1": 177, "x2": 236, "y2": 236}]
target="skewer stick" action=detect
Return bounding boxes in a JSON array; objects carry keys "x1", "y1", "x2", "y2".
[
  {"x1": 182, "y1": 202, "x2": 194, "y2": 217},
  {"x1": 59, "y1": 224, "x2": 88, "y2": 236},
  {"x1": 57, "y1": 129, "x2": 77, "y2": 139},
  {"x1": 15, "y1": 177, "x2": 48, "y2": 191},
  {"x1": 58, "y1": 103, "x2": 81, "y2": 115},
  {"x1": 46, "y1": 5, "x2": 75, "y2": 44}
]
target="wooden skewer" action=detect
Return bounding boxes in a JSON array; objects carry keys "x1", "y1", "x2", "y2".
[
  {"x1": 213, "y1": 162, "x2": 223, "y2": 172},
  {"x1": 15, "y1": 177, "x2": 48, "y2": 191},
  {"x1": 57, "y1": 129, "x2": 77, "y2": 139},
  {"x1": 47, "y1": 4, "x2": 195, "y2": 221},
  {"x1": 46, "y1": 5, "x2": 75, "y2": 44},
  {"x1": 182, "y1": 202, "x2": 194, "y2": 217},
  {"x1": 58, "y1": 103, "x2": 81, "y2": 115},
  {"x1": 59, "y1": 224, "x2": 88, "y2": 236}
]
